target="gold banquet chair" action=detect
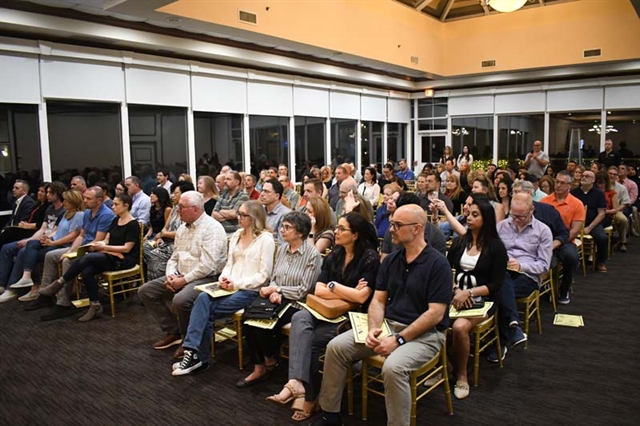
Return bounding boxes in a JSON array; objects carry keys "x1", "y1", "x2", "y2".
[
  {"x1": 538, "y1": 269, "x2": 557, "y2": 313},
  {"x1": 470, "y1": 311, "x2": 503, "y2": 386},
  {"x1": 516, "y1": 289, "x2": 542, "y2": 349},
  {"x1": 362, "y1": 329, "x2": 453, "y2": 426},
  {"x1": 99, "y1": 222, "x2": 145, "y2": 317}
]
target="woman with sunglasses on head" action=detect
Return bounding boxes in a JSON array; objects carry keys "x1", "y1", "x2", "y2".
[
  {"x1": 446, "y1": 196, "x2": 507, "y2": 400},
  {"x1": 172, "y1": 200, "x2": 275, "y2": 376},
  {"x1": 267, "y1": 212, "x2": 379, "y2": 422},
  {"x1": 237, "y1": 212, "x2": 322, "y2": 389}
]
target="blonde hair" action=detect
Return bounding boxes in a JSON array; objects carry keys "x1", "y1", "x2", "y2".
[
  {"x1": 179, "y1": 173, "x2": 193, "y2": 183},
  {"x1": 320, "y1": 165, "x2": 333, "y2": 183},
  {"x1": 241, "y1": 200, "x2": 270, "y2": 237},
  {"x1": 63, "y1": 189, "x2": 84, "y2": 219},
  {"x1": 444, "y1": 174, "x2": 463, "y2": 200},
  {"x1": 198, "y1": 175, "x2": 219, "y2": 199}
]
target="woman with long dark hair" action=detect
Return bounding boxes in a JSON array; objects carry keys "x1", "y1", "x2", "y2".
[
  {"x1": 447, "y1": 196, "x2": 507, "y2": 400},
  {"x1": 267, "y1": 212, "x2": 379, "y2": 421},
  {"x1": 497, "y1": 177, "x2": 513, "y2": 221},
  {"x1": 357, "y1": 166, "x2": 381, "y2": 207},
  {"x1": 145, "y1": 187, "x2": 172, "y2": 241}
]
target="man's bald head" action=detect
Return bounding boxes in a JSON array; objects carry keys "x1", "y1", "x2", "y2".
[{"x1": 511, "y1": 192, "x2": 533, "y2": 211}]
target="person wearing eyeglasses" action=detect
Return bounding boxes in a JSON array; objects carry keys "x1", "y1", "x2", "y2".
[
  {"x1": 492, "y1": 193, "x2": 552, "y2": 358},
  {"x1": 314, "y1": 205, "x2": 451, "y2": 426},
  {"x1": 211, "y1": 171, "x2": 250, "y2": 233},
  {"x1": 138, "y1": 191, "x2": 228, "y2": 360},
  {"x1": 606, "y1": 166, "x2": 631, "y2": 252},
  {"x1": 268, "y1": 212, "x2": 379, "y2": 420},
  {"x1": 571, "y1": 171, "x2": 608, "y2": 272}
]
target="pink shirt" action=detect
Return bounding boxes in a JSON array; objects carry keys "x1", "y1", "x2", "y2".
[{"x1": 620, "y1": 178, "x2": 638, "y2": 205}]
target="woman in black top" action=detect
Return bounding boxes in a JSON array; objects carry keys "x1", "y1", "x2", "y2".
[
  {"x1": 145, "y1": 187, "x2": 172, "y2": 241},
  {"x1": 446, "y1": 197, "x2": 507, "y2": 400},
  {"x1": 44, "y1": 193, "x2": 140, "y2": 322},
  {"x1": 15, "y1": 182, "x2": 51, "y2": 237},
  {"x1": 267, "y1": 212, "x2": 379, "y2": 421}
]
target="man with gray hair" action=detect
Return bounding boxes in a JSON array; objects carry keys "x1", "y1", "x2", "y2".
[
  {"x1": 138, "y1": 191, "x2": 227, "y2": 359},
  {"x1": 70, "y1": 175, "x2": 87, "y2": 193},
  {"x1": 125, "y1": 176, "x2": 151, "y2": 227},
  {"x1": 334, "y1": 177, "x2": 358, "y2": 218}
]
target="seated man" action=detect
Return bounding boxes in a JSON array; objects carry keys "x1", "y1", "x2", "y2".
[
  {"x1": 0, "y1": 179, "x2": 36, "y2": 249},
  {"x1": 260, "y1": 178, "x2": 291, "y2": 242},
  {"x1": 334, "y1": 177, "x2": 358, "y2": 218},
  {"x1": 421, "y1": 172, "x2": 454, "y2": 213},
  {"x1": 278, "y1": 175, "x2": 300, "y2": 210},
  {"x1": 124, "y1": 176, "x2": 151, "y2": 227},
  {"x1": 570, "y1": 170, "x2": 608, "y2": 272},
  {"x1": 211, "y1": 171, "x2": 249, "y2": 233},
  {"x1": 491, "y1": 193, "x2": 552, "y2": 361},
  {"x1": 33, "y1": 186, "x2": 116, "y2": 320},
  {"x1": 540, "y1": 172, "x2": 585, "y2": 304},
  {"x1": 607, "y1": 166, "x2": 630, "y2": 252},
  {"x1": 138, "y1": 191, "x2": 227, "y2": 359},
  {"x1": 312, "y1": 204, "x2": 451, "y2": 426}
]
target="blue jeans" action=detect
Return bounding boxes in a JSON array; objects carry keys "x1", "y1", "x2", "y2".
[
  {"x1": 62, "y1": 253, "x2": 129, "y2": 302},
  {"x1": 182, "y1": 290, "x2": 258, "y2": 361},
  {"x1": 496, "y1": 271, "x2": 538, "y2": 344},
  {"x1": 14, "y1": 241, "x2": 60, "y2": 284},
  {"x1": 0, "y1": 241, "x2": 20, "y2": 287},
  {"x1": 589, "y1": 224, "x2": 608, "y2": 264},
  {"x1": 553, "y1": 243, "x2": 578, "y2": 298}
]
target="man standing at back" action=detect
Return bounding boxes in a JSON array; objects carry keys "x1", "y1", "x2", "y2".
[
  {"x1": 125, "y1": 176, "x2": 151, "y2": 228},
  {"x1": 598, "y1": 139, "x2": 621, "y2": 168},
  {"x1": 212, "y1": 171, "x2": 249, "y2": 233},
  {"x1": 540, "y1": 171, "x2": 585, "y2": 304},
  {"x1": 138, "y1": 191, "x2": 227, "y2": 358},
  {"x1": 313, "y1": 205, "x2": 451, "y2": 426},
  {"x1": 524, "y1": 140, "x2": 549, "y2": 178}
]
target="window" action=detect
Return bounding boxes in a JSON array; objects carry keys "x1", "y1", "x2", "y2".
[
  {"x1": 129, "y1": 105, "x2": 188, "y2": 190},
  {"x1": 606, "y1": 110, "x2": 640, "y2": 160},
  {"x1": 417, "y1": 97, "x2": 447, "y2": 131},
  {"x1": 330, "y1": 119, "x2": 357, "y2": 166},
  {"x1": 48, "y1": 101, "x2": 122, "y2": 188},
  {"x1": 294, "y1": 117, "x2": 325, "y2": 181},
  {"x1": 387, "y1": 123, "x2": 406, "y2": 165},
  {"x1": 360, "y1": 121, "x2": 383, "y2": 171},
  {"x1": 451, "y1": 116, "x2": 494, "y2": 165},
  {"x1": 0, "y1": 104, "x2": 41, "y2": 215},
  {"x1": 194, "y1": 112, "x2": 243, "y2": 177},
  {"x1": 497, "y1": 115, "x2": 544, "y2": 161},
  {"x1": 549, "y1": 111, "x2": 602, "y2": 162},
  {"x1": 250, "y1": 115, "x2": 288, "y2": 177}
]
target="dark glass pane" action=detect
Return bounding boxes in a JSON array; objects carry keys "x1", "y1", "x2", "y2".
[
  {"x1": 387, "y1": 123, "x2": 406, "y2": 165},
  {"x1": 294, "y1": 117, "x2": 325, "y2": 181},
  {"x1": 361, "y1": 121, "x2": 384, "y2": 172},
  {"x1": 330, "y1": 119, "x2": 357, "y2": 167},
  {"x1": 194, "y1": 112, "x2": 244, "y2": 177},
  {"x1": 250, "y1": 115, "x2": 289, "y2": 178}
]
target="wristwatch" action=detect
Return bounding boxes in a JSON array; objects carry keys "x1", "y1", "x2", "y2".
[
  {"x1": 394, "y1": 333, "x2": 406, "y2": 346},
  {"x1": 275, "y1": 286, "x2": 282, "y2": 294},
  {"x1": 328, "y1": 281, "x2": 336, "y2": 291}
]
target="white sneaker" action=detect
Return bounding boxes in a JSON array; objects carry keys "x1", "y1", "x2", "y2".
[
  {"x1": 0, "y1": 290, "x2": 18, "y2": 303},
  {"x1": 10, "y1": 278, "x2": 34, "y2": 289}
]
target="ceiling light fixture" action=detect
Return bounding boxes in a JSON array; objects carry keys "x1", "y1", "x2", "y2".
[
  {"x1": 588, "y1": 124, "x2": 618, "y2": 134},
  {"x1": 486, "y1": 0, "x2": 528, "y2": 13}
]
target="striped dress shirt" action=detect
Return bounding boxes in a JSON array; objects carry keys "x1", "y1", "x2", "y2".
[{"x1": 269, "y1": 240, "x2": 322, "y2": 309}]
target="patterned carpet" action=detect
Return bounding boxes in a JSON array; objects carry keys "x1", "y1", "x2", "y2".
[{"x1": 1, "y1": 239, "x2": 638, "y2": 426}]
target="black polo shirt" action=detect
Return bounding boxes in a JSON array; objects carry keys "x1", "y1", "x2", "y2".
[
  {"x1": 570, "y1": 186, "x2": 606, "y2": 226},
  {"x1": 376, "y1": 245, "x2": 451, "y2": 330}
]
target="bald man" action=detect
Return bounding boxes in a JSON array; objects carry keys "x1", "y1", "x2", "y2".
[
  {"x1": 315, "y1": 205, "x2": 452, "y2": 426},
  {"x1": 490, "y1": 193, "x2": 552, "y2": 361}
]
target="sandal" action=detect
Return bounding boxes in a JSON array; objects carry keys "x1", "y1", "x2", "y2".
[
  {"x1": 266, "y1": 383, "x2": 304, "y2": 406},
  {"x1": 291, "y1": 402, "x2": 319, "y2": 422}
]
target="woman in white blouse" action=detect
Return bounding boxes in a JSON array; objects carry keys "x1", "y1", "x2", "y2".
[
  {"x1": 357, "y1": 166, "x2": 381, "y2": 207},
  {"x1": 172, "y1": 200, "x2": 275, "y2": 376}
]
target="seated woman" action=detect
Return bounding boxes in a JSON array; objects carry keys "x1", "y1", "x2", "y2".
[
  {"x1": 357, "y1": 167, "x2": 381, "y2": 208},
  {"x1": 40, "y1": 193, "x2": 140, "y2": 322},
  {"x1": 172, "y1": 200, "x2": 275, "y2": 376},
  {"x1": 8, "y1": 189, "x2": 85, "y2": 302},
  {"x1": 374, "y1": 183, "x2": 402, "y2": 238},
  {"x1": 447, "y1": 197, "x2": 507, "y2": 400},
  {"x1": 305, "y1": 197, "x2": 334, "y2": 254},
  {"x1": 471, "y1": 177, "x2": 505, "y2": 224},
  {"x1": 595, "y1": 171, "x2": 617, "y2": 229},
  {"x1": 539, "y1": 175, "x2": 555, "y2": 197},
  {"x1": 197, "y1": 175, "x2": 219, "y2": 215},
  {"x1": 144, "y1": 181, "x2": 193, "y2": 281},
  {"x1": 267, "y1": 212, "x2": 379, "y2": 422},
  {"x1": 144, "y1": 187, "x2": 172, "y2": 241},
  {"x1": 237, "y1": 212, "x2": 322, "y2": 388},
  {"x1": 497, "y1": 177, "x2": 513, "y2": 220},
  {"x1": 444, "y1": 174, "x2": 468, "y2": 216}
]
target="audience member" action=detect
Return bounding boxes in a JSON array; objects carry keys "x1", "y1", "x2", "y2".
[
  {"x1": 440, "y1": 146, "x2": 456, "y2": 167},
  {"x1": 125, "y1": 176, "x2": 151, "y2": 227},
  {"x1": 396, "y1": 158, "x2": 415, "y2": 181},
  {"x1": 607, "y1": 167, "x2": 630, "y2": 252},
  {"x1": 305, "y1": 197, "x2": 335, "y2": 253},
  {"x1": 244, "y1": 174, "x2": 260, "y2": 200},
  {"x1": 471, "y1": 176, "x2": 505, "y2": 223},
  {"x1": 145, "y1": 187, "x2": 172, "y2": 241},
  {"x1": 440, "y1": 159, "x2": 460, "y2": 192},
  {"x1": 171, "y1": 200, "x2": 274, "y2": 375},
  {"x1": 212, "y1": 171, "x2": 250, "y2": 233},
  {"x1": 374, "y1": 183, "x2": 402, "y2": 238},
  {"x1": 197, "y1": 175, "x2": 219, "y2": 215},
  {"x1": 523, "y1": 140, "x2": 549, "y2": 178},
  {"x1": 157, "y1": 169, "x2": 173, "y2": 193},
  {"x1": 278, "y1": 175, "x2": 300, "y2": 210},
  {"x1": 457, "y1": 145, "x2": 473, "y2": 168},
  {"x1": 571, "y1": 171, "x2": 608, "y2": 272},
  {"x1": 314, "y1": 205, "x2": 451, "y2": 426},
  {"x1": 598, "y1": 139, "x2": 621, "y2": 168},
  {"x1": 0, "y1": 179, "x2": 36, "y2": 249},
  {"x1": 138, "y1": 191, "x2": 227, "y2": 358},
  {"x1": 70, "y1": 175, "x2": 88, "y2": 193},
  {"x1": 260, "y1": 178, "x2": 291, "y2": 242},
  {"x1": 443, "y1": 174, "x2": 468, "y2": 215},
  {"x1": 358, "y1": 166, "x2": 381, "y2": 207},
  {"x1": 237, "y1": 212, "x2": 322, "y2": 389},
  {"x1": 328, "y1": 165, "x2": 349, "y2": 211}
]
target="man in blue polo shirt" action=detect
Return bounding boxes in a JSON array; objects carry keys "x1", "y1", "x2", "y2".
[
  {"x1": 32, "y1": 186, "x2": 115, "y2": 320},
  {"x1": 313, "y1": 204, "x2": 451, "y2": 426}
]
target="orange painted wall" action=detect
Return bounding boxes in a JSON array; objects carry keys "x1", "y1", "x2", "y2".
[
  {"x1": 442, "y1": 0, "x2": 640, "y2": 76},
  {"x1": 159, "y1": 0, "x2": 445, "y2": 75},
  {"x1": 159, "y1": 0, "x2": 640, "y2": 78}
]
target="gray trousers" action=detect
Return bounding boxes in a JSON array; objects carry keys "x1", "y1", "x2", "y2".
[
  {"x1": 40, "y1": 247, "x2": 75, "y2": 307},
  {"x1": 137, "y1": 276, "x2": 216, "y2": 337},
  {"x1": 319, "y1": 321, "x2": 444, "y2": 426}
]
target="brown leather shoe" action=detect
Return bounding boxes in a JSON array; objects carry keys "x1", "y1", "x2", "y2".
[
  {"x1": 596, "y1": 263, "x2": 608, "y2": 273},
  {"x1": 172, "y1": 346, "x2": 185, "y2": 359},
  {"x1": 153, "y1": 335, "x2": 182, "y2": 350}
]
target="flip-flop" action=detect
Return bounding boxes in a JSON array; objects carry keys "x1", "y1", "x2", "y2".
[{"x1": 266, "y1": 383, "x2": 304, "y2": 406}]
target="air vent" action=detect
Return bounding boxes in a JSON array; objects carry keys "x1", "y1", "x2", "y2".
[
  {"x1": 410, "y1": 56, "x2": 419, "y2": 65},
  {"x1": 239, "y1": 10, "x2": 257, "y2": 25},
  {"x1": 583, "y1": 48, "x2": 601, "y2": 58},
  {"x1": 481, "y1": 60, "x2": 496, "y2": 68}
]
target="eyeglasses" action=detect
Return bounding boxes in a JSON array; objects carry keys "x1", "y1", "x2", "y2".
[
  {"x1": 177, "y1": 204, "x2": 194, "y2": 210},
  {"x1": 335, "y1": 226, "x2": 353, "y2": 233},
  {"x1": 554, "y1": 179, "x2": 571, "y2": 186},
  {"x1": 389, "y1": 221, "x2": 419, "y2": 231},
  {"x1": 237, "y1": 212, "x2": 251, "y2": 219},
  {"x1": 281, "y1": 224, "x2": 295, "y2": 231},
  {"x1": 509, "y1": 212, "x2": 530, "y2": 220}
]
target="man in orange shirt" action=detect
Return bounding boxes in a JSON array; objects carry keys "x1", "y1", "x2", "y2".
[{"x1": 541, "y1": 170, "x2": 585, "y2": 304}]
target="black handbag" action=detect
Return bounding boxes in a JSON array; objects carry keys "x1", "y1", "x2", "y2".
[{"x1": 244, "y1": 297, "x2": 289, "y2": 320}]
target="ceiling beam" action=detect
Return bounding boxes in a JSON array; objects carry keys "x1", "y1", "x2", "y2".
[
  {"x1": 440, "y1": 0, "x2": 455, "y2": 21},
  {"x1": 414, "y1": 0, "x2": 434, "y2": 11}
]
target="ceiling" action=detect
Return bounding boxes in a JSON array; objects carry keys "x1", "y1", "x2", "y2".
[{"x1": 394, "y1": 0, "x2": 579, "y2": 21}]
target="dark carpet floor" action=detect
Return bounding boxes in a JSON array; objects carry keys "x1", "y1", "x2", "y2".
[{"x1": 1, "y1": 239, "x2": 639, "y2": 426}]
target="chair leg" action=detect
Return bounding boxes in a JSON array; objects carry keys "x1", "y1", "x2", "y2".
[
  {"x1": 109, "y1": 280, "x2": 116, "y2": 318},
  {"x1": 347, "y1": 365, "x2": 353, "y2": 416},
  {"x1": 410, "y1": 373, "x2": 417, "y2": 426},
  {"x1": 441, "y1": 348, "x2": 453, "y2": 415},
  {"x1": 361, "y1": 360, "x2": 369, "y2": 421},
  {"x1": 494, "y1": 319, "x2": 504, "y2": 368},
  {"x1": 535, "y1": 293, "x2": 542, "y2": 334},
  {"x1": 472, "y1": 330, "x2": 480, "y2": 387},
  {"x1": 523, "y1": 302, "x2": 530, "y2": 350},
  {"x1": 549, "y1": 273, "x2": 557, "y2": 313},
  {"x1": 235, "y1": 317, "x2": 244, "y2": 370}
]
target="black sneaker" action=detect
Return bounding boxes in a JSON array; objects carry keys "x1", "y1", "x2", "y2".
[
  {"x1": 171, "y1": 349, "x2": 205, "y2": 376},
  {"x1": 40, "y1": 305, "x2": 77, "y2": 321},
  {"x1": 24, "y1": 295, "x2": 54, "y2": 311},
  {"x1": 509, "y1": 325, "x2": 527, "y2": 347}
]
